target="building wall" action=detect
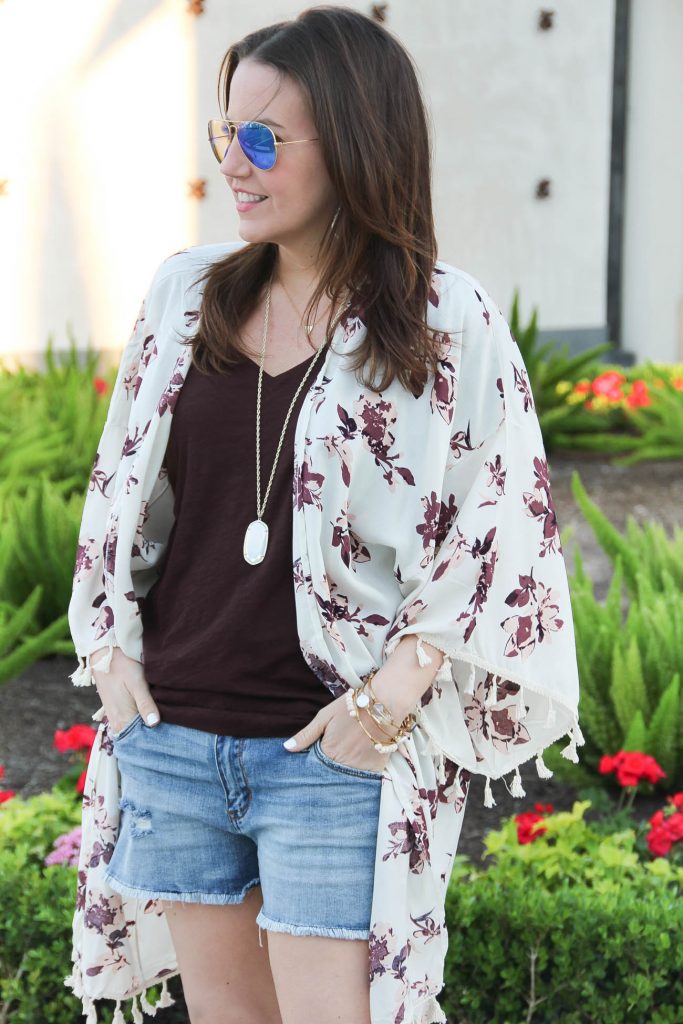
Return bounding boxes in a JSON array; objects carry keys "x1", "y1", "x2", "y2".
[
  {"x1": 621, "y1": 0, "x2": 683, "y2": 365},
  {"x1": 1, "y1": 0, "x2": 678, "y2": 370}
]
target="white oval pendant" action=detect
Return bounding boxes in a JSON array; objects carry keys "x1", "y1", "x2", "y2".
[{"x1": 244, "y1": 518, "x2": 269, "y2": 564}]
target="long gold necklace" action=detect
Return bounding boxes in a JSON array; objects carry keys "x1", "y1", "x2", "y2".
[
  {"x1": 242, "y1": 277, "x2": 349, "y2": 565},
  {"x1": 277, "y1": 277, "x2": 328, "y2": 336}
]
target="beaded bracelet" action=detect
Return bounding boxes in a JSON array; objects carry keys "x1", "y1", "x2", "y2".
[{"x1": 345, "y1": 671, "x2": 419, "y2": 753}]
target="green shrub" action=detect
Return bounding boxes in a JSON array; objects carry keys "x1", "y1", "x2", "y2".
[
  {"x1": 441, "y1": 802, "x2": 683, "y2": 1023},
  {"x1": 564, "y1": 473, "x2": 683, "y2": 793}
]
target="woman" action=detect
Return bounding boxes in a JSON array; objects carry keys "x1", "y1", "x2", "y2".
[{"x1": 65, "y1": 7, "x2": 582, "y2": 1024}]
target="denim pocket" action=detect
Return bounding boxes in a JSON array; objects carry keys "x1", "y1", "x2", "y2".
[
  {"x1": 312, "y1": 738, "x2": 384, "y2": 780},
  {"x1": 110, "y1": 712, "x2": 143, "y2": 742}
]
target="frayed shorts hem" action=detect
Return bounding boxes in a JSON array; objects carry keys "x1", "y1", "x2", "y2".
[
  {"x1": 103, "y1": 869, "x2": 261, "y2": 905},
  {"x1": 255, "y1": 908, "x2": 370, "y2": 940}
]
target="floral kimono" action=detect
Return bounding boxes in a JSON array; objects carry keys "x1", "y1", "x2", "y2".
[{"x1": 64, "y1": 241, "x2": 583, "y2": 1024}]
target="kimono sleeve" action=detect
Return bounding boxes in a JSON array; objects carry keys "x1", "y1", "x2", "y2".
[
  {"x1": 67, "y1": 269, "x2": 161, "y2": 687},
  {"x1": 383, "y1": 274, "x2": 584, "y2": 801}
]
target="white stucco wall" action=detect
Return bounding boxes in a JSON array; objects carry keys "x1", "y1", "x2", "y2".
[
  {"x1": 621, "y1": 0, "x2": 683, "y2": 364},
  {"x1": 1, "y1": 0, "x2": 679, "y2": 369}
]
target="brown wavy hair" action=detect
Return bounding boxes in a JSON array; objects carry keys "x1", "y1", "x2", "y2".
[{"x1": 186, "y1": 4, "x2": 444, "y2": 397}]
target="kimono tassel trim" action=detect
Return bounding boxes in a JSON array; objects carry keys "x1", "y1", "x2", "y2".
[
  {"x1": 73, "y1": 977, "x2": 174, "y2": 1022},
  {"x1": 413, "y1": 637, "x2": 586, "y2": 807},
  {"x1": 69, "y1": 641, "x2": 116, "y2": 688},
  {"x1": 481, "y1": 720, "x2": 581, "y2": 806}
]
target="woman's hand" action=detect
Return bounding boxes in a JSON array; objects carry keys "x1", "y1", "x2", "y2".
[
  {"x1": 282, "y1": 693, "x2": 392, "y2": 773},
  {"x1": 91, "y1": 646, "x2": 162, "y2": 734}
]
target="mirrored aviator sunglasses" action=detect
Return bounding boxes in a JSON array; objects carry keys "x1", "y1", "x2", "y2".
[{"x1": 208, "y1": 119, "x2": 319, "y2": 171}]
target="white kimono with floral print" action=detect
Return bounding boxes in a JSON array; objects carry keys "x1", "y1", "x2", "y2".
[{"x1": 64, "y1": 241, "x2": 583, "y2": 1024}]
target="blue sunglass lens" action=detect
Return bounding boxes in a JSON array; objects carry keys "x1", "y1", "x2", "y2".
[{"x1": 237, "y1": 122, "x2": 276, "y2": 170}]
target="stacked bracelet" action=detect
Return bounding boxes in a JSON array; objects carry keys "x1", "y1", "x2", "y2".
[{"x1": 345, "y1": 670, "x2": 419, "y2": 753}]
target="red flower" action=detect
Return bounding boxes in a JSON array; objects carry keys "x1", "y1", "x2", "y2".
[
  {"x1": 53, "y1": 724, "x2": 97, "y2": 754},
  {"x1": 533, "y1": 802, "x2": 554, "y2": 814},
  {"x1": 0, "y1": 764, "x2": 15, "y2": 804},
  {"x1": 76, "y1": 768, "x2": 88, "y2": 796},
  {"x1": 668, "y1": 792, "x2": 683, "y2": 812},
  {"x1": 591, "y1": 370, "x2": 626, "y2": 402},
  {"x1": 673, "y1": 377, "x2": 683, "y2": 390},
  {"x1": 573, "y1": 381, "x2": 591, "y2": 395},
  {"x1": 626, "y1": 379, "x2": 651, "y2": 408},
  {"x1": 599, "y1": 750, "x2": 666, "y2": 788},
  {"x1": 93, "y1": 376, "x2": 108, "y2": 395},
  {"x1": 646, "y1": 811, "x2": 683, "y2": 857},
  {"x1": 515, "y1": 809, "x2": 550, "y2": 844}
]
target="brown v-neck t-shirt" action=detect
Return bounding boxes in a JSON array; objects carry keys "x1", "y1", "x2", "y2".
[{"x1": 139, "y1": 346, "x2": 336, "y2": 737}]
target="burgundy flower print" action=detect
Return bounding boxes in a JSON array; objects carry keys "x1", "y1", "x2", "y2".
[
  {"x1": 368, "y1": 923, "x2": 410, "y2": 998},
  {"x1": 340, "y1": 311, "x2": 366, "y2": 348},
  {"x1": 368, "y1": 925, "x2": 394, "y2": 983},
  {"x1": 85, "y1": 598, "x2": 114, "y2": 641},
  {"x1": 293, "y1": 449, "x2": 325, "y2": 511},
  {"x1": 437, "y1": 761, "x2": 471, "y2": 816},
  {"x1": 123, "y1": 334, "x2": 157, "y2": 401},
  {"x1": 474, "y1": 288, "x2": 491, "y2": 326},
  {"x1": 523, "y1": 456, "x2": 562, "y2": 557},
  {"x1": 331, "y1": 507, "x2": 371, "y2": 570},
  {"x1": 131, "y1": 502, "x2": 159, "y2": 564},
  {"x1": 385, "y1": 598, "x2": 427, "y2": 648},
  {"x1": 448, "y1": 421, "x2": 480, "y2": 463},
  {"x1": 382, "y1": 804, "x2": 431, "y2": 875},
  {"x1": 428, "y1": 265, "x2": 450, "y2": 309},
  {"x1": 511, "y1": 361, "x2": 534, "y2": 412},
  {"x1": 430, "y1": 332, "x2": 458, "y2": 425},
  {"x1": 121, "y1": 424, "x2": 146, "y2": 461},
  {"x1": 410, "y1": 908, "x2": 442, "y2": 945},
  {"x1": 184, "y1": 309, "x2": 200, "y2": 329},
  {"x1": 353, "y1": 393, "x2": 416, "y2": 490},
  {"x1": 501, "y1": 567, "x2": 565, "y2": 658},
  {"x1": 301, "y1": 645, "x2": 350, "y2": 698},
  {"x1": 73, "y1": 538, "x2": 101, "y2": 582},
  {"x1": 416, "y1": 491, "x2": 458, "y2": 568},
  {"x1": 292, "y1": 555, "x2": 313, "y2": 594},
  {"x1": 157, "y1": 355, "x2": 188, "y2": 417},
  {"x1": 477, "y1": 454, "x2": 507, "y2": 510},
  {"x1": 310, "y1": 375, "x2": 332, "y2": 413},
  {"x1": 314, "y1": 577, "x2": 390, "y2": 648},
  {"x1": 453, "y1": 529, "x2": 498, "y2": 643},
  {"x1": 319, "y1": 404, "x2": 357, "y2": 486},
  {"x1": 88, "y1": 451, "x2": 116, "y2": 499},
  {"x1": 464, "y1": 672, "x2": 532, "y2": 753}
]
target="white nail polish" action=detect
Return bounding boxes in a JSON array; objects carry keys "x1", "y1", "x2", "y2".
[
  {"x1": 146, "y1": 713, "x2": 160, "y2": 726},
  {"x1": 283, "y1": 738, "x2": 297, "y2": 749}
]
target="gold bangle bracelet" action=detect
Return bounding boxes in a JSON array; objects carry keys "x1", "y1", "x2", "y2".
[
  {"x1": 358, "y1": 705, "x2": 398, "y2": 742},
  {"x1": 354, "y1": 712, "x2": 401, "y2": 749}
]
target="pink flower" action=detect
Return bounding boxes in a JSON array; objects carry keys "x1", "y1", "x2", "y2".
[
  {"x1": 591, "y1": 370, "x2": 626, "y2": 403},
  {"x1": 44, "y1": 826, "x2": 82, "y2": 868}
]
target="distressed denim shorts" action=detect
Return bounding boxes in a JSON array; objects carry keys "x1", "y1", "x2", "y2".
[{"x1": 102, "y1": 715, "x2": 385, "y2": 940}]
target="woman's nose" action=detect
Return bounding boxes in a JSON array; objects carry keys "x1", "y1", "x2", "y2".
[{"x1": 219, "y1": 136, "x2": 250, "y2": 177}]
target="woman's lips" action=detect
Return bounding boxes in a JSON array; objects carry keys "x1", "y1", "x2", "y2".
[{"x1": 234, "y1": 191, "x2": 269, "y2": 212}]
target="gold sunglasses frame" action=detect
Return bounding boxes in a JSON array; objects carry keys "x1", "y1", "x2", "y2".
[{"x1": 208, "y1": 118, "x2": 319, "y2": 169}]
